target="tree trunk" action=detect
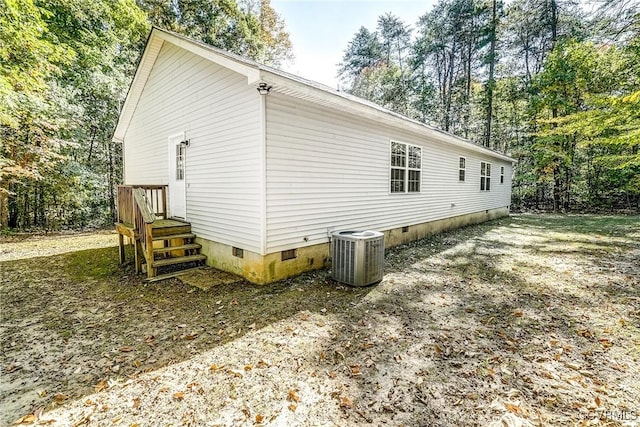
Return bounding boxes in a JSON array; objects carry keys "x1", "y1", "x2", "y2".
[
  {"x1": 444, "y1": 45, "x2": 456, "y2": 132},
  {"x1": 0, "y1": 190, "x2": 8, "y2": 228},
  {"x1": 108, "y1": 140, "x2": 116, "y2": 222},
  {"x1": 484, "y1": 0, "x2": 497, "y2": 148}
]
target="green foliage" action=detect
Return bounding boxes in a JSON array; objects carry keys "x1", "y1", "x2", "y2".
[
  {"x1": 1, "y1": 0, "x2": 294, "y2": 230},
  {"x1": 338, "y1": 0, "x2": 638, "y2": 211},
  {"x1": 137, "y1": 0, "x2": 293, "y2": 66}
]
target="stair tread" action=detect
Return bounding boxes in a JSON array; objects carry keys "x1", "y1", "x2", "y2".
[
  {"x1": 152, "y1": 233, "x2": 195, "y2": 241},
  {"x1": 153, "y1": 243, "x2": 202, "y2": 253},
  {"x1": 145, "y1": 267, "x2": 204, "y2": 283},
  {"x1": 152, "y1": 254, "x2": 206, "y2": 267}
]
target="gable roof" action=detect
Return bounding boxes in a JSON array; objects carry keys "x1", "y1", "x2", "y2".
[{"x1": 113, "y1": 27, "x2": 515, "y2": 163}]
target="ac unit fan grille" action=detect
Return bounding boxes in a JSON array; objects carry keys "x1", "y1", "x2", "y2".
[{"x1": 331, "y1": 231, "x2": 384, "y2": 286}]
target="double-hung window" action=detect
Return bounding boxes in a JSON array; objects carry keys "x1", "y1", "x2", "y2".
[
  {"x1": 459, "y1": 157, "x2": 466, "y2": 182},
  {"x1": 390, "y1": 141, "x2": 421, "y2": 193},
  {"x1": 480, "y1": 161, "x2": 491, "y2": 191}
]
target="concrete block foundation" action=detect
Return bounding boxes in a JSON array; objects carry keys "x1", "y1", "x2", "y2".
[{"x1": 197, "y1": 207, "x2": 509, "y2": 284}]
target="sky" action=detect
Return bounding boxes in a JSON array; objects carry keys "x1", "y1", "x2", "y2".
[{"x1": 272, "y1": 0, "x2": 436, "y2": 88}]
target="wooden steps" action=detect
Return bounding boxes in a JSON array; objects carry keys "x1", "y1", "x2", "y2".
[
  {"x1": 153, "y1": 243, "x2": 201, "y2": 254},
  {"x1": 153, "y1": 232, "x2": 195, "y2": 241},
  {"x1": 148, "y1": 220, "x2": 207, "y2": 277},
  {"x1": 117, "y1": 216, "x2": 207, "y2": 279},
  {"x1": 153, "y1": 254, "x2": 207, "y2": 268}
]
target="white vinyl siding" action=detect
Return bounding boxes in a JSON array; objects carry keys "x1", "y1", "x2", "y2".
[
  {"x1": 265, "y1": 93, "x2": 512, "y2": 252},
  {"x1": 123, "y1": 42, "x2": 262, "y2": 252}
]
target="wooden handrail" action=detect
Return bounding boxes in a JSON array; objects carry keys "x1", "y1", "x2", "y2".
[
  {"x1": 133, "y1": 188, "x2": 155, "y2": 223},
  {"x1": 117, "y1": 185, "x2": 167, "y2": 223},
  {"x1": 116, "y1": 184, "x2": 168, "y2": 278}
]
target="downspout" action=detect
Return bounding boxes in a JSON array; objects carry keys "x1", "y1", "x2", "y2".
[{"x1": 258, "y1": 83, "x2": 269, "y2": 256}]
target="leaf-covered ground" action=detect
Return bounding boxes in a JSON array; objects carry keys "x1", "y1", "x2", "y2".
[{"x1": 1, "y1": 214, "x2": 639, "y2": 426}]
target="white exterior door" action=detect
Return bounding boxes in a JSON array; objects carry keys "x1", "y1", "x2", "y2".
[{"x1": 168, "y1": 134, "x2": 187, "y2": 219}]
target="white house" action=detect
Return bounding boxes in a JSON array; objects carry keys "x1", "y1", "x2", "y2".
[{"x1": 113, "y1": 27, "x2": 515, "y2": 284}]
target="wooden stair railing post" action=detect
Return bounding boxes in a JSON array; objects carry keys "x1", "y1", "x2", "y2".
[
  {"x1": 145, "y1": 223, "x2": 155, "y2": 277},
  {"x1": 132, "y1": 188, "x2": 157, "y2": 278},
  {"x1": 161, "y1": 186, "x2": 167, "y2": 219}
]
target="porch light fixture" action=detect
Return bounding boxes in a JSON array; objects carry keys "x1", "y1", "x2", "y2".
[
  {"x1": 180, "y1": 139, "x2": 190, "y2": 147},
  {"x1": 257, "y1": 82, "x2": 272, "y2": 95}
]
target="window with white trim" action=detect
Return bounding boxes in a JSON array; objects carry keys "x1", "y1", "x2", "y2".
[
  {"x1": 459, "y1": 157, "x2": 466, "y2": 182},
  {"x1": 500, "y1": 166, "x2": 505, "y2": 184},
  {"x1": 390, "y1": 141, "x2": 421, "y2": 193},
  {"x1": 175, "y1": 144, "x2": 185, "y2": 181},
  {"x1": 480, "y1": 162, "x2": 491, "y2": 191}
]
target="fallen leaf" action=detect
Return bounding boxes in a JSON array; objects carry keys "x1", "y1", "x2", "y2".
[
  {"x1": 187, "y1": 382, "x2": 203, "y2": 394},
  {"x1": 595, "y1": 396, "x2": 601, "y2": 407},
  {"x1": 327, "y1": 371, "x2": 337, "y2": 379},
  {"x1": 339, "y1": 396, "x2": 353, "y2": 409},
  {"x1": 256, "y1": 360, "x2": 270, "y2": 368},
  {"x1": 13, "y1": 414, "x2": 36, "y2": 424},
  {"x1": 288, "y1": 403, "x2": 297, "y2": 412},
  {"x1": 300, "y1": 314, "x2": 309, "y2": 321},
  {"x1": 288, "y1": 389, "x2": 300, "y2": 402},
  {"x1": 577, "y1": 329, "x2": 593, "y2": 339},
  {"x1": 512, "y1": 310, "x2": 523, "y2": 317},
  {"x1": 504, "y1": 402, "x2": 522, "y2": 415},
  {"x1": 434, "y1": 344, "x2": 443, "y2": 355},
  {"x1": 350, "y1": 365, "x2": 361, "y2": 376},
  {"x1": 227, "y1": 369, "x2": 244, "y2": 378},
  {"x1": 53, "y1": 393, "x2": 68, "y2": 404},
  {"x1": 119, "y1": 346, "x2": 134, "y2": 352},
  {"x1": 132, "y1": 397, "x2": 140, "y2": 409},
  {"x1": 94, "y1": 379, "x2": 108, "y2": 392},
  {"x1": 173, "y1": 392, "x2": 184, "y2": 401},
  {"x1": 255, "y1": 414, "x2": 264, "y2": 423},
  {"x1": 244, "y1": 364, "x2": 253, "y2": 371},
  {"x1": 144, "y1": 335, "x2": 155, "y2": 343},
  {"x1": 184, "y1": 332, "x2": 198, "y2": 340},
  {"x1": 599, "y1": 338, "x2": 613, "y2": 349},
  {"x1": 209, "y1": 364, "x2": 225, "y2": 371}
]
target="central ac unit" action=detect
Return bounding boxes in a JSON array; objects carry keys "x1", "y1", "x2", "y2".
[{"x1": 331, "y1": 230, "x2": 385, "y2": 286}]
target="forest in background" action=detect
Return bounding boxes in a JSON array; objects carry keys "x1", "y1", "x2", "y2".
[
  {"x1": 1, "y1": 0, "x2": 638, "y2": 231},
  {"x1": 0, "y1": 0, "x2": 292, "y2": 229},
  {"x1": 339, "y1": 0, "x2": 639, "y2": 212}
]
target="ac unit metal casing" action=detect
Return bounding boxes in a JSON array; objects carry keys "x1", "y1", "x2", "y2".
[{"x1": 331, "y1": 230, "x2": 385, "y2": 286}]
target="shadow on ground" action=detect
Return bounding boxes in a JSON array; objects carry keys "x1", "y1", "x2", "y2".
[{"x1": 1, "y1": 214, "x2": 639, "y2": 425}]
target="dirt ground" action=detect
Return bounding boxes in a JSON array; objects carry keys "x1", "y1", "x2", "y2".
[{"x1": 1, "y1": 214, "x2": 639, "y2": 426}]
